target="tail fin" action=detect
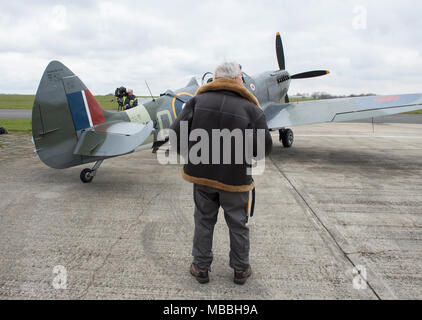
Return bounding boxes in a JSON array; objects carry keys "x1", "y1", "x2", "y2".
[{"x1": 32, "y1": 61, "x2": 107, "y2": 169}]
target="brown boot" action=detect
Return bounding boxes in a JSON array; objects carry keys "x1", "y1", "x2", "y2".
[
  {"x1": 234, "y1": 266, "x2": 252, "y2": 285},
  {"x1": 190, "y1": 264, "x2": 209, "y2": 284}
]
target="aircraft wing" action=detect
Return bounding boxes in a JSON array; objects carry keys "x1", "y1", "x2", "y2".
[
  {"x1": 74, "y1": 121, "x2": 154, "y2": 157},
  {"x1": 264, "y1": 93, "x2": 422, "y2": 130}
]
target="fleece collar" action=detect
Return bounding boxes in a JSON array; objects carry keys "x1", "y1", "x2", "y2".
[{"x1": 196, "y1": 78, "x2": 260, "y2": 108}]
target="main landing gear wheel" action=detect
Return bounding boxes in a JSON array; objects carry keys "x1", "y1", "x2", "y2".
[
  {"x1": 79, "y1": 160, "x2": 104, "y2": 183},
  {"x1": 279, "y1": 128, "x2": 294, "y2": 148}
]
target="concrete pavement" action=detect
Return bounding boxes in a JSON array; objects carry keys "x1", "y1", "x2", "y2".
[
  {"x1": 0, "y1": 122, "x2": 421, "y2": 299},
  {"x1": 0, "y1": 109, "x2": 32, "y2": 119}
]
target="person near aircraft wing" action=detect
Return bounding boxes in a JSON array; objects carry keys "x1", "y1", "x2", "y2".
[
  {"x1": 170, "y1": 62, "x2": 273, "y2": 285},
  {"x1": 122, "y1": 89, "x2": 138, "y2": 110}
]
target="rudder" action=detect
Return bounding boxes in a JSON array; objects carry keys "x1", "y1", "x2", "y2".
[{"x1": 32, "y1": 61, "x2": 106, "y2": 169}]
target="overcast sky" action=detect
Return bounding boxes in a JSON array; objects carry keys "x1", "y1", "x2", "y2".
[{"x1": 1, "y1": 0, "x2": 421, "y2": 96}]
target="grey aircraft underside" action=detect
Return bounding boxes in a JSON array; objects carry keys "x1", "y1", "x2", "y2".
[{"x1": 32, "y1": 33, "x2": 422, "y2": 183}]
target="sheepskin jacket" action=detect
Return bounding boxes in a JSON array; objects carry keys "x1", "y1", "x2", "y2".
[{"x1": 170, "y1": 78, "x2": 273, "y2": 192}]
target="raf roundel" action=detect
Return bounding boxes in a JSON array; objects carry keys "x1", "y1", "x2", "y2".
[
  {"x1": 250, "y1": 84, "x2": 256, "y2": 91},
  {"x1": 172, "y1": 92, "x2": 194, "y2": 118}
]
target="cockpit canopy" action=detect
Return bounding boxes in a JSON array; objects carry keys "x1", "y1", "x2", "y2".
[
  {"x1": 201, "y1": 72, "x2": 214, "y2": 85},
  {"x1": 201, "y1": 71, "x2": 252, "y2": 86}
]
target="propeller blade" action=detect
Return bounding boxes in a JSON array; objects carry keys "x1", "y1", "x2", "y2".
[
  {"x1": 291, "y1": 70, "x2": 330, "y2": 79},
  {"x1": 276, "y1": 32, "x2": 285, "y2": 70}
]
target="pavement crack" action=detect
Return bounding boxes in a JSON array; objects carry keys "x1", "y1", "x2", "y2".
[
  {"x1": 77, "y1": 191, "x2": 162, "y2": 299},
  {"x1": 345, "y1": 250, "x2": 400, "y2": 256},
  {"x1": 269, "y1": 155, "x2": 382, "y2": 300}
]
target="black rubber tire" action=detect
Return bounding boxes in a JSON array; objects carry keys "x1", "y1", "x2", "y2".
[
  {"x1": 280, "y1": 129, "x2": 294, "y2": 148},
  {"x1": 80, "y1": 168, "x2": 94, "y2": 183}
]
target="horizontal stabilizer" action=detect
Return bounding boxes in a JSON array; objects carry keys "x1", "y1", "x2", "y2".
[
  {"x1": 264, "y1": 93, "x2": 422, "y2": 129},
  {"x1": 74, "y1": 121, "x2": 154, "y2": 157}
]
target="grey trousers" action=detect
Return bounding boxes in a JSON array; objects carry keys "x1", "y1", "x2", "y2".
[{"x1": 192, "y1": 184, "x2": 250, "y2": 271}]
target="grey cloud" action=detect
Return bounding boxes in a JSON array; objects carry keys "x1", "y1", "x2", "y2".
[{"x1": 0, "y1": 0, "x2": 421, "y2": 96}]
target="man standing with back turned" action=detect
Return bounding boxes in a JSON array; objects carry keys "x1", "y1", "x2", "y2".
[{"x1": 170, "y1": 62, "x2": 273, "y2": 285}]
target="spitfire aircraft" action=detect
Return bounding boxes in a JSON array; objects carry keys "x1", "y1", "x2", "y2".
[{"x1": 32, "y1": 33, "x2": 422, "y2": 183}]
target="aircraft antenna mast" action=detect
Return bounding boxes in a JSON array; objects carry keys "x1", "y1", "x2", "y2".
[{"x1": 145, "y1": 81, "x2": 155, "y2": 101}]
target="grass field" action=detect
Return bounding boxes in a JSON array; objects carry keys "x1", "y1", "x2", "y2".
[
  {"x1": 0, "y1": 95, "x2": 35, "y2": 109},
  {"x1": 0, "y1": 118, "x2": 32, "y2": 133},
  {"x1": 0, "y1": 94, "x2": 153, "y2": 111}
]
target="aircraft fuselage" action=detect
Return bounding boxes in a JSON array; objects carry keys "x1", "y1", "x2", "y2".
[{"x1": 129, "y1": 70, "x2": 291, "y2": 144}]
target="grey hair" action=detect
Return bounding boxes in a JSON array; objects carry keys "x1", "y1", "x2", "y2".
[{"x1": 214, "y1": 61, "x2": 241, "y2": 80}]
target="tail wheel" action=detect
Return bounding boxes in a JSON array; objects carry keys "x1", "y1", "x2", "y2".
[
  {"x1": 280, "y1": 129, "x2": 294, "y2": 148},
  {"x1": 80, "y1": 168, "x2": 94, "y2": 183}
]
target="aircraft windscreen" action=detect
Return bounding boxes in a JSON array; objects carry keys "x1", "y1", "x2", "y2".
[{"x1": 242, "y1": 72, "x2": 252, "y2": 84}]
